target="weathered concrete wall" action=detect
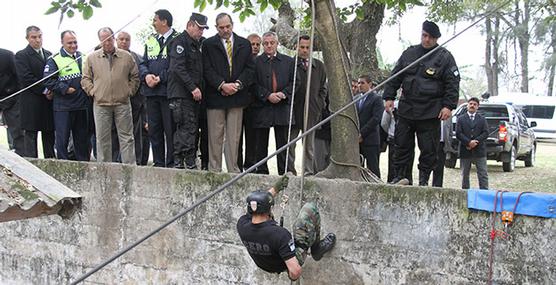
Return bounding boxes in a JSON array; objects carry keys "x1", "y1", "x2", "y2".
[{"x1": 0, "y1": 160, "x2": 554, "y2": 285}]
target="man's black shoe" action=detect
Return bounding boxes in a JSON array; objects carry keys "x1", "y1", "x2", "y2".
[{"x1": 311, "y1": 233, "x2": 336, "y2": 261}]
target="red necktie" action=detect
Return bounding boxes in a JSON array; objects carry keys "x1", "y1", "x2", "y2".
[{"x1": 271, "y1": 57, "x2": 278, "y2": 92}]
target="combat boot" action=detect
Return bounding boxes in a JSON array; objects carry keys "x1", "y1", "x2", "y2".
[{"x1": 311, "y1": 233, "x2": 336, "y2": 261}]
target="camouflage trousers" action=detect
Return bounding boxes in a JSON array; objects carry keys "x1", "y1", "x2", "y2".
[{"x1": 293, "y1": 202, "x2": 321, "y2": 266}]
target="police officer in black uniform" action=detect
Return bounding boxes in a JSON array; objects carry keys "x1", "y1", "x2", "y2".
[
  {"x1": 383, "y1": 20, "x2": 460, "y2": 186},
  {"x1": 167, "y1": 13, "x2": 208, "y2": 169},
  {"x1": 237, "y1": 176, "x2": 336, "y2": 281}
]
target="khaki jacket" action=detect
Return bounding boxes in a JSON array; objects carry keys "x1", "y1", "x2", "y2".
[{"x1": 81, "y1": 48, "x2": 139, "y2": 106}]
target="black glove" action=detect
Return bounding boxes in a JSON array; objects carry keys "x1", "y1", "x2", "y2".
[{"x1": 273, "y1": 175, "x2": 289, "y2": 193}]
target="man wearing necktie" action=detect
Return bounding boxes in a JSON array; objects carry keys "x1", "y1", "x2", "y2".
[
  {"x1": 356, "y1": 75, "x2": 384, "y2": 177},
  {"x1": 15, "y1": 25, "x2": 55, "y2": 158},
  {"x1": 202, "y1": 13, "x2": 254, "y2": 173},
  {"x1": 456, "y1": 97, "x2": 489, "y2": 189},
  {"x1": 252, "y1": 31, "x2": 296, "y2": 175},
  {"x1": 288, "y1": 35, "x2": 328, "y2": 176},
  {"x1": 139, "y1": 9, "x2": 179, "y2": 167}
]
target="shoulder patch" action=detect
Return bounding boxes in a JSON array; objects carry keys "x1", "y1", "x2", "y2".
[
  {"x1": 451, "y1": 66, "x2": 460, "y2": 77},
  {"x1": 288, "y1": 238, "x2": 295, "y2": 252},
  {"x1": 176, "y1": 45, "x2": 184, "y2": 54}
]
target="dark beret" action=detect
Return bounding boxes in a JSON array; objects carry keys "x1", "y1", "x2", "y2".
[{"x1": 422, "y1": 20, "x2": 441, "y2": 38}]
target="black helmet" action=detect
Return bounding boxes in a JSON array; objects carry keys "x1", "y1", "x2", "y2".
[{"x1": 246, "y1": 190, "x2": 274, "y2": 214}]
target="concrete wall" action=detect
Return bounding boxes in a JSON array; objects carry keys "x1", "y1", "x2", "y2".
[{"x1": 0, "y1": 160, "x2": 554, "y2": 285}]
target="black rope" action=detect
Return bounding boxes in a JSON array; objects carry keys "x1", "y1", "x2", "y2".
[{"x1": 70, "y1": 1, "x2": 511, "y2": 283}]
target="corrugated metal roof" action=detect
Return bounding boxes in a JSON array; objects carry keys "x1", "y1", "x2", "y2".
[{"x1": 0, "y1": 149, "x2": 81, "y2": 223}]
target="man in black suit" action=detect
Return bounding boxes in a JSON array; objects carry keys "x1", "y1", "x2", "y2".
[
  {"x1": 203, "y1": 13, "x2": 254, "y2": 173},
  {"x1": 252, "y1": 32, "x2": 296, "y2": 175},
  {"x1": 456, "y1": 97, "x2": 489, "y2": 189},
  {"x1": 0, "y1": 48, "x2": 24, "y2": 156},
  {"x1": 15, "y1": 26, "x2": 55, "y2": 158},
  {"x1": 357, "y1": 75, "x2": 384, "y2": 178}
]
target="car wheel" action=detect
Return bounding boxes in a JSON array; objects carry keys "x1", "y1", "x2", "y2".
[
  {"x1": 525, "y1": 144, "x2": 535, "y2": 167},
  {"x1": 502, "y1": 145, "x2": 516, "y2": 172}
]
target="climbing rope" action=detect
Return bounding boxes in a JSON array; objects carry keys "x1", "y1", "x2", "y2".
[{"x1": 69, "y1": 1, "x2": 512, "y2": 283}]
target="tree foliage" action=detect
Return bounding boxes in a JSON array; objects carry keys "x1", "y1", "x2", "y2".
[{"x1": 45, "y1": 0, "x2": 102, "y2": 27}]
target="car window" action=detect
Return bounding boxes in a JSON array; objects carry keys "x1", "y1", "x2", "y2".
[
  {"x1": 478, "y1": 105, "x2": 509, "y2": 117},
  {"x1": 517, "y1": 105, "x2": 555, "y2": 119}
]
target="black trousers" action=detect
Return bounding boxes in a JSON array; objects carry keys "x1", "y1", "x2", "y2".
[
  {"x1": 394, "y1": 117, "x2": 440, "y2": 178},
  {"x1": 360, "y1": 144, "x2": 380, "y2": 178},
  {"x1": 147, "y1": 96, "x2": 174, "y2": 167},
  {"x1": 387, "y1": 139, "x2": 414, "y2": 184},
  {"x1": 432, "y1": 142, "x2": 446, "y2": 187},
  {"x1": 169, "y1": 98, "x2": 199, "y2": 168},
  {"x1": 2, "y1": 100, "x2": 24, "y2": 156},
  {"x1": 243, "y1": 124, "x2": 258, "y2": 171},
  {"x1": 253, "y1": 128, "x2": 269, "y2": 174},
  {"x1": 197, "y1": 104, "x2": 208, "y2": 169},
  {"x1": 237, "y1": 125, "x2": 244, "y2": 171},
  {"x1": 254, "y1": 126, "x2": 296, "y2": 175},
  {"x1": 54, "y1": 109, "x2": 90, "y2": 161},
  {"x1": 24, "y1": 130, "x2": 55, "y2": 158}
]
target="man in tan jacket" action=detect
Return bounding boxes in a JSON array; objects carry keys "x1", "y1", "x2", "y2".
[{"x1": 82, "y1": 27, "x2": 139, "y2": 164}]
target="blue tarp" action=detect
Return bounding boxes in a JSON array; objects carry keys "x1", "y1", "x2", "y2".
[{"x1": 467, "y1": 189, "x2": 556, "y2": 218}]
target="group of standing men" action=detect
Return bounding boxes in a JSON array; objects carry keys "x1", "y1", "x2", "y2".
[{"x1": 0, "y1": 9, "x2": 330, "y2": 176}]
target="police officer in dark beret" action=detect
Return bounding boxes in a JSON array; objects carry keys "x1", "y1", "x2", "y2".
[
  {"x1": 167, "y1": 12, "x2": 208, "y2": 169},
  {"x1": 383, "y1": 20, "x2": 460, "y2": 186}
]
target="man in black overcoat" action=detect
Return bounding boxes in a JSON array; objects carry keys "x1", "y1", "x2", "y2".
[{"x1": 15, "y1": 26, "x2": 55, "y2": 158}]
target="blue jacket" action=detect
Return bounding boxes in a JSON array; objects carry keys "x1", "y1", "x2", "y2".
[
  {"x1": 44, "y1": 48, "x2": 88, "y2": 112},
  {"x1": 139, "y1": 30, "x2": 179, "y2": 97}
]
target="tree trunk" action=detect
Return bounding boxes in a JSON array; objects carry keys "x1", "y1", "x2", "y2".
[
  {"x1": 312, "y1": 0, "x2": 363, "y2": 181},
  {"x1": 493, "y1": 15, "x2": 501, "y2": 97},
  {"x1": 547, "y1": 20, "x2": 556, "y2": 96},
  {"x1": 548, "y1": 63, "x2": 555, "y2": 96},
  {"x1": 343, "y1": 1, "x2": 385, "y2": 79},
  {"x1": 485, "y1": 16, "x2": 495, "y2": 96},
  {"x1": 515, "y1": 0, "x2": 530, "y2": 93}
]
